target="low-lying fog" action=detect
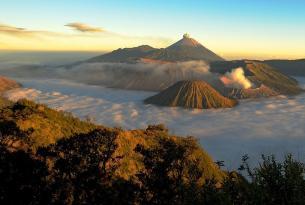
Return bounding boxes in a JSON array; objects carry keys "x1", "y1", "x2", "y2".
[{"x1": 4, "y1": 76, "x2": 305, "y2": 169}]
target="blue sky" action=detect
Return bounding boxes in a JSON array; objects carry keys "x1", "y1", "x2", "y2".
[{"x1": 0, "y1": 0, "x2": 305, "y2": 59}]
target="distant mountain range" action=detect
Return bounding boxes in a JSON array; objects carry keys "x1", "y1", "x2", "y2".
[
  {"x1": 87, "y1": 34, "x2": 305, "y2": 76},
  {"x1": 263, "y1": 59, "x2": 305, "y2": 76},
  {"x1": 88, "y1": 34, "x2": 224, "y2": 63},
  {"x1": 64, "y1": 34, "x2": 305, "y2": 109}
]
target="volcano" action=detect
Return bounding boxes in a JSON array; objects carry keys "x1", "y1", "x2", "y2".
[
  {"x1": 212, "y1": 61, "x2": 303, "y2": 97},
  {"x1": 146, "y1": 34, "x2": 224, "y2": 62},
  {"x1": 88, "y1": 34, "x2": 224, "y2": 63},
  {"x1": 144, "y1": 80, "x2": 237, "y2": 109}
]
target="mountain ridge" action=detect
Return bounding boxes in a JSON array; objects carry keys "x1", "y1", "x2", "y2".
[{"x1": 88, "y1": 34, "x2": 224, "y2": 63}]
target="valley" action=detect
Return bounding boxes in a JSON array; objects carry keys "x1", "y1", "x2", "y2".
[{"x1": 4, "y1": 76, "x2": 305, "y2": 168}]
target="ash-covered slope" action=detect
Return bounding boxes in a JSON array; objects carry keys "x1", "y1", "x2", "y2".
[
  {"x1": 223, "y1": 84, "x2": 279, "y2": 99},
  {"x1": 88, "y1": 34, "x2": 224, "y2": 63},
  {"x1": 147, "y1": 34, "x2": 225, "y2": 62},
  {"x1": 144, "y1": 80, "x2": 237, "y2": 109}
]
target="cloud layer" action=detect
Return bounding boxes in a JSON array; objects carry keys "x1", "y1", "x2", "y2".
[
  {"x1": 0, "y1": 22, "x2": 171, "y2": 51},
  {"x1": 0, "y1": 24, "x2": 35, "y2": 37},
  {"x1": 58, "y1": 61, "x2": 221, "y2": 91},
  {"x1": 65, "y1": 22, "x2": 104, "y2": 33},
  {"x1": 4, "y1": 77, "x2": 305, "y2": 169}
]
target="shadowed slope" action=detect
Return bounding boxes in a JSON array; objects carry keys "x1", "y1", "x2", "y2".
[
  {"x1": 88, "y1": 45, "x2": 157, "y2": 63},
  {"x1": 145, "y1": 80, "x2": 237, "y2": 109}
]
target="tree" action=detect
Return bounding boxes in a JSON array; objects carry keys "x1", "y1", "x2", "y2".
[
  {"x1": 0, "y1": 144, "x2": 49, "y2": 205},
  {"x1": 134, "y1": 136, "x2": 204, "y2": 205},
  {"x1": 37, "y1": 128, "x2": 130, "y2": 204}
]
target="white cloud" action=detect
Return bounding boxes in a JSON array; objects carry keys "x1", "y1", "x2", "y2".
[
  {"x1": 4, "y1": 77, "x2": 305, "y2": 169},
  {"x1": 65, "y1": 22, "x2": 104, "y2": 33}
]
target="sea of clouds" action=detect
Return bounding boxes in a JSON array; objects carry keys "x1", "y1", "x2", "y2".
[
  {"x1": 4, "y1": 76, "x2": 305, "y2": 169},
  {"x1": 0, "y1": 61, "x2": 251, "y2": 91}
]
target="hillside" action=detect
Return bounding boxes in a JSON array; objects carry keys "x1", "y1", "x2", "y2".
[
  {"x1": 88, "y1": 34, "x2": 224, "y2": 63},
  {"x1": 0, "y1": 98, "x2": 224, "y2": 181},
  {"x1": 0, "y1": 75, "x2": 20, "y2": 93},
  {"x1": 144, "y1": 80, "x2": 237, "y2": 109},
  {"x1": 88, "y1": 45, "x2": 157, "y2": 63},
  {"x1": 0, "y1": 99, "x2": 98, "y2": 149},
  {"x1": 146, "y1": 34, "x2": 224, "y2": 62}
]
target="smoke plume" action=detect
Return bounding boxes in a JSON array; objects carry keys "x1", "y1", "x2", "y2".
[{"x1": 220, "y1": 67, "x2": 252, "y2": 89}]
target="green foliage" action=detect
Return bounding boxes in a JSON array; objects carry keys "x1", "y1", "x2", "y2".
[
  {"x1": 239, "y1": 154, "x2": 305, "y2": 204},
  {"x1": 1, "y1": 99, "x2": 305, "y2": 204},
  {"x1": 37, "y1": 129, "x2": 137, "y2": 204},
  {"x1": 134, "y1": 136, "x2": 204, "y2": 204},
  {"x1": 0, "y1": 99, "x2": 97, "y2": 148}
]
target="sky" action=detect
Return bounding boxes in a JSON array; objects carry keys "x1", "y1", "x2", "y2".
[{"x1": 0, "y1": 0, "x2": 305, "y2": 60}]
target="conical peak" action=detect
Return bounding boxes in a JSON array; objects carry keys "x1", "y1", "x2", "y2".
[
  {"x1": 168, "y1": 34, "x2": 202, "y2": 48},
  {"x1": 183, "y1": 33, "x2": 190, "y2": 39}
]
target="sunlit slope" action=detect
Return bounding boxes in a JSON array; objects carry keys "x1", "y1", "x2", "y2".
[
  {"x1": 147, "y1": 34, "x2": 224, "y2": 62},
  {"x1": 245, "y1": 61, "x2": 302, "y2": 95},
  {"x1": 88, "y1": 34, "x2": 224, "y2": 63},
  {"x1": 0, "y1": 98, "x2": 225, "y2": 182},
  {"x1": 0, "y1": 99, "x2": 97, "y2": 148},
  {"x1": 0, "y1": 76, "x2": 20, "y2": 93},
  {"x1": 145, "y1": 80, "x2": 237, "y2": 109}
]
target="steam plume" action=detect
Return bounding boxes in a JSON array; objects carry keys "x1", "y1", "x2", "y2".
[{"x1": 220, "y1": 67, "x2": 252, "y2": 89}]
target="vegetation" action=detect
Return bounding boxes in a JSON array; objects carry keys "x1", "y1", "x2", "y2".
[
  {"x1": 1, "y1": 99, "x2": 305, "y2": 204},
  {"x1": 0, "y1": 75, "x2": 20, "y2": 93},
  {"x1": 0, "y1": 99, "x2": 97, "y2": 149}
]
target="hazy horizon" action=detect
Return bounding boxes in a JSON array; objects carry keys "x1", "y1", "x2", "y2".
[{"x1": 1, "y1": 0, "x2": 305, "y2": 60}]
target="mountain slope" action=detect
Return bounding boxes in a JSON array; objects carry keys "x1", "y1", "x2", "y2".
[
  {"x1": 88, "y1": 34, "x2": 224, "y2": 63},
  {"x1": 0, "y1": 99, "x2": 97, "y2": 149},
  {"x1": 147, "y1": 34, "x2": 224, "y2": 62},
  {"x1": 0, "y1": 76, "x2": 20, "y2": 93},
  {"x1": 0, "y1": 98, "x2": 225, "y2": 182},
  {"x1": 88, "y1": 45, "x2": 157, "y2": 63},
  {"x1": 245, "y1": 61, "x2": 302, "y2": 95},
  {"x1": 211, "y1": 61, "x2": 303, "y2": 96},
  {"x1": 144, "y1": 80, "x2": 237, "y2": 109}
]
